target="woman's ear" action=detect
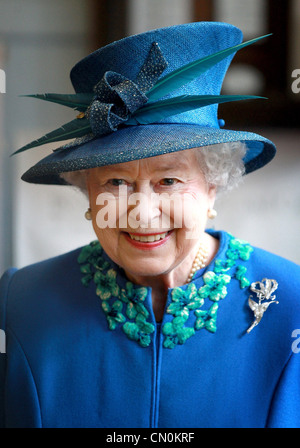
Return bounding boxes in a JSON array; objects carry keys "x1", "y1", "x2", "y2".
[
  {"x1": 208, "y1": 184, "x2": 217, "y2": 205},
  {"x1": 206, "y1": 184, "x2": 217, "y2": 220}
]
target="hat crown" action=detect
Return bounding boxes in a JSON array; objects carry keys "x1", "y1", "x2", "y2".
[
  {"x1": 18, "y1": 22, "x2": 276, "y2": 185},
  {"x1": 70, "y1": 22, "x2": 243, "y2": 129}
]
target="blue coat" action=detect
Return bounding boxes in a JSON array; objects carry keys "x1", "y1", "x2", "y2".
[{"x1": 1, "y1": 230, "x2": 300, "y2": 428}]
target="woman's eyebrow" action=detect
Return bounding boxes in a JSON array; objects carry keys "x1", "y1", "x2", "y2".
[{"x1": 154, "y1": 163, "x2": 189, "y2": 172}]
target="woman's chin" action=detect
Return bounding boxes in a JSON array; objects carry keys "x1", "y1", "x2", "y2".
[{"x1": 123, "y1": 261, "x2": 172, "y2": 282}]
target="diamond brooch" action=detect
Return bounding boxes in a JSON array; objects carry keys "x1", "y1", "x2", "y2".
[{"x1": 247, "y1": 278, "x2": 279, "y2": 333}]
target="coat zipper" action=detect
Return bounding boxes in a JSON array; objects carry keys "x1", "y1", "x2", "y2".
[{"x1": 150, "y1": 322, "x2": 163, "y2": 427}]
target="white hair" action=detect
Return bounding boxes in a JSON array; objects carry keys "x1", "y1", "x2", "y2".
[
  {"x1": 60, "y1": 141, "x2": 247, "y2": 195},
  {"x1": 194, "y1": 141, "x2": 247, "y2": 194},
  {"x1": 61, "y1": 170, "x2": 88, "y2": 194}
]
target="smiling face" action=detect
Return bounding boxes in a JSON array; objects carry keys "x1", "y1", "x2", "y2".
[{"x1": 86, "y1": 149, "x2": 216, "y2": 286}]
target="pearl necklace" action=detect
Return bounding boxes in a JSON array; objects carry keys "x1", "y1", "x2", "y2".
[{"x1": 187, "y1": 242, "x2": 209, "y2": 283}]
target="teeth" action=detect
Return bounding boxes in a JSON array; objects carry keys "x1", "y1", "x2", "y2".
[{"x1": 129, "y1": 232, "x2": 168, "y2": 242}]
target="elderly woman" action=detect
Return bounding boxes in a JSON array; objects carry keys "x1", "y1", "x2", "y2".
[{"x1": 1, "y1": 22, "x2": 300, "y2": 429}]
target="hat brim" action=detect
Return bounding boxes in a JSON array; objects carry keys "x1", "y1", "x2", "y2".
[{"x1": 21, "y1": 124, "x2": 276, "y2": 185}]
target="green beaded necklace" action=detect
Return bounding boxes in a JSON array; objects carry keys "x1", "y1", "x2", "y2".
[{"x1": 78, "y1": 234, "x2": 253, "y2": 349}]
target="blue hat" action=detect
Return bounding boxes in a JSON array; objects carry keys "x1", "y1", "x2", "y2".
[{"x1": 15, "y1": 22, "x2": 276, "y2": 185}]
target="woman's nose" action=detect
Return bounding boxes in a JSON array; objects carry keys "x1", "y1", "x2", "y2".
[{"x1": 127, "y1": 184, "x2": 161, "y2": 229}]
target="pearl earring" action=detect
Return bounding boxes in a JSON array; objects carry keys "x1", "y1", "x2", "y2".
[
  {"x1": 207, "y1": 208, "x2": 217, "y2": 219},
  {"x1": 85, "y1": 207, "x2": 92, "y2": 220}
]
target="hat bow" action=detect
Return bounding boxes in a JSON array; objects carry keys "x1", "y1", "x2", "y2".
[{"x1": 85, "y1": 40, "x2": 167, "y2": 136}]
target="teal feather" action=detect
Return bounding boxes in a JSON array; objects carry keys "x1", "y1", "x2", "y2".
[
  {"x1": 127, "y1": 94, "x2": 265, "y2": 125},
  {"x1": 146, "y1": 34, "x2": 271, "y2": 101},
  {"x1": 12, "y1": 118, "x2": 91, "y2": 155},
  {"x1": 19, "y1": 93, "x2": 94, "y2": 112}
]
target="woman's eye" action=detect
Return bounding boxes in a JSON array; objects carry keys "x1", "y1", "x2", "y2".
[
  {"x1": 109, "y1": 179, "x2": 126, "y2": 186},
  {"x1": 159, "y1": 178, "x2": 178, "y2": 186}
]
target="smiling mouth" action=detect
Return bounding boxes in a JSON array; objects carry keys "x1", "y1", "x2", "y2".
[
  {"x1": 128, "y1": 232, "x2": 169, "y2": 242},
  {"x1": 125, "y1": 230, "x2": 173, "y2": 243}
]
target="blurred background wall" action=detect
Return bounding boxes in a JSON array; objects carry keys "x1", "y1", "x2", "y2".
[{"x1": 0, "y1": 0, "x2": 299, "y2": 275}]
